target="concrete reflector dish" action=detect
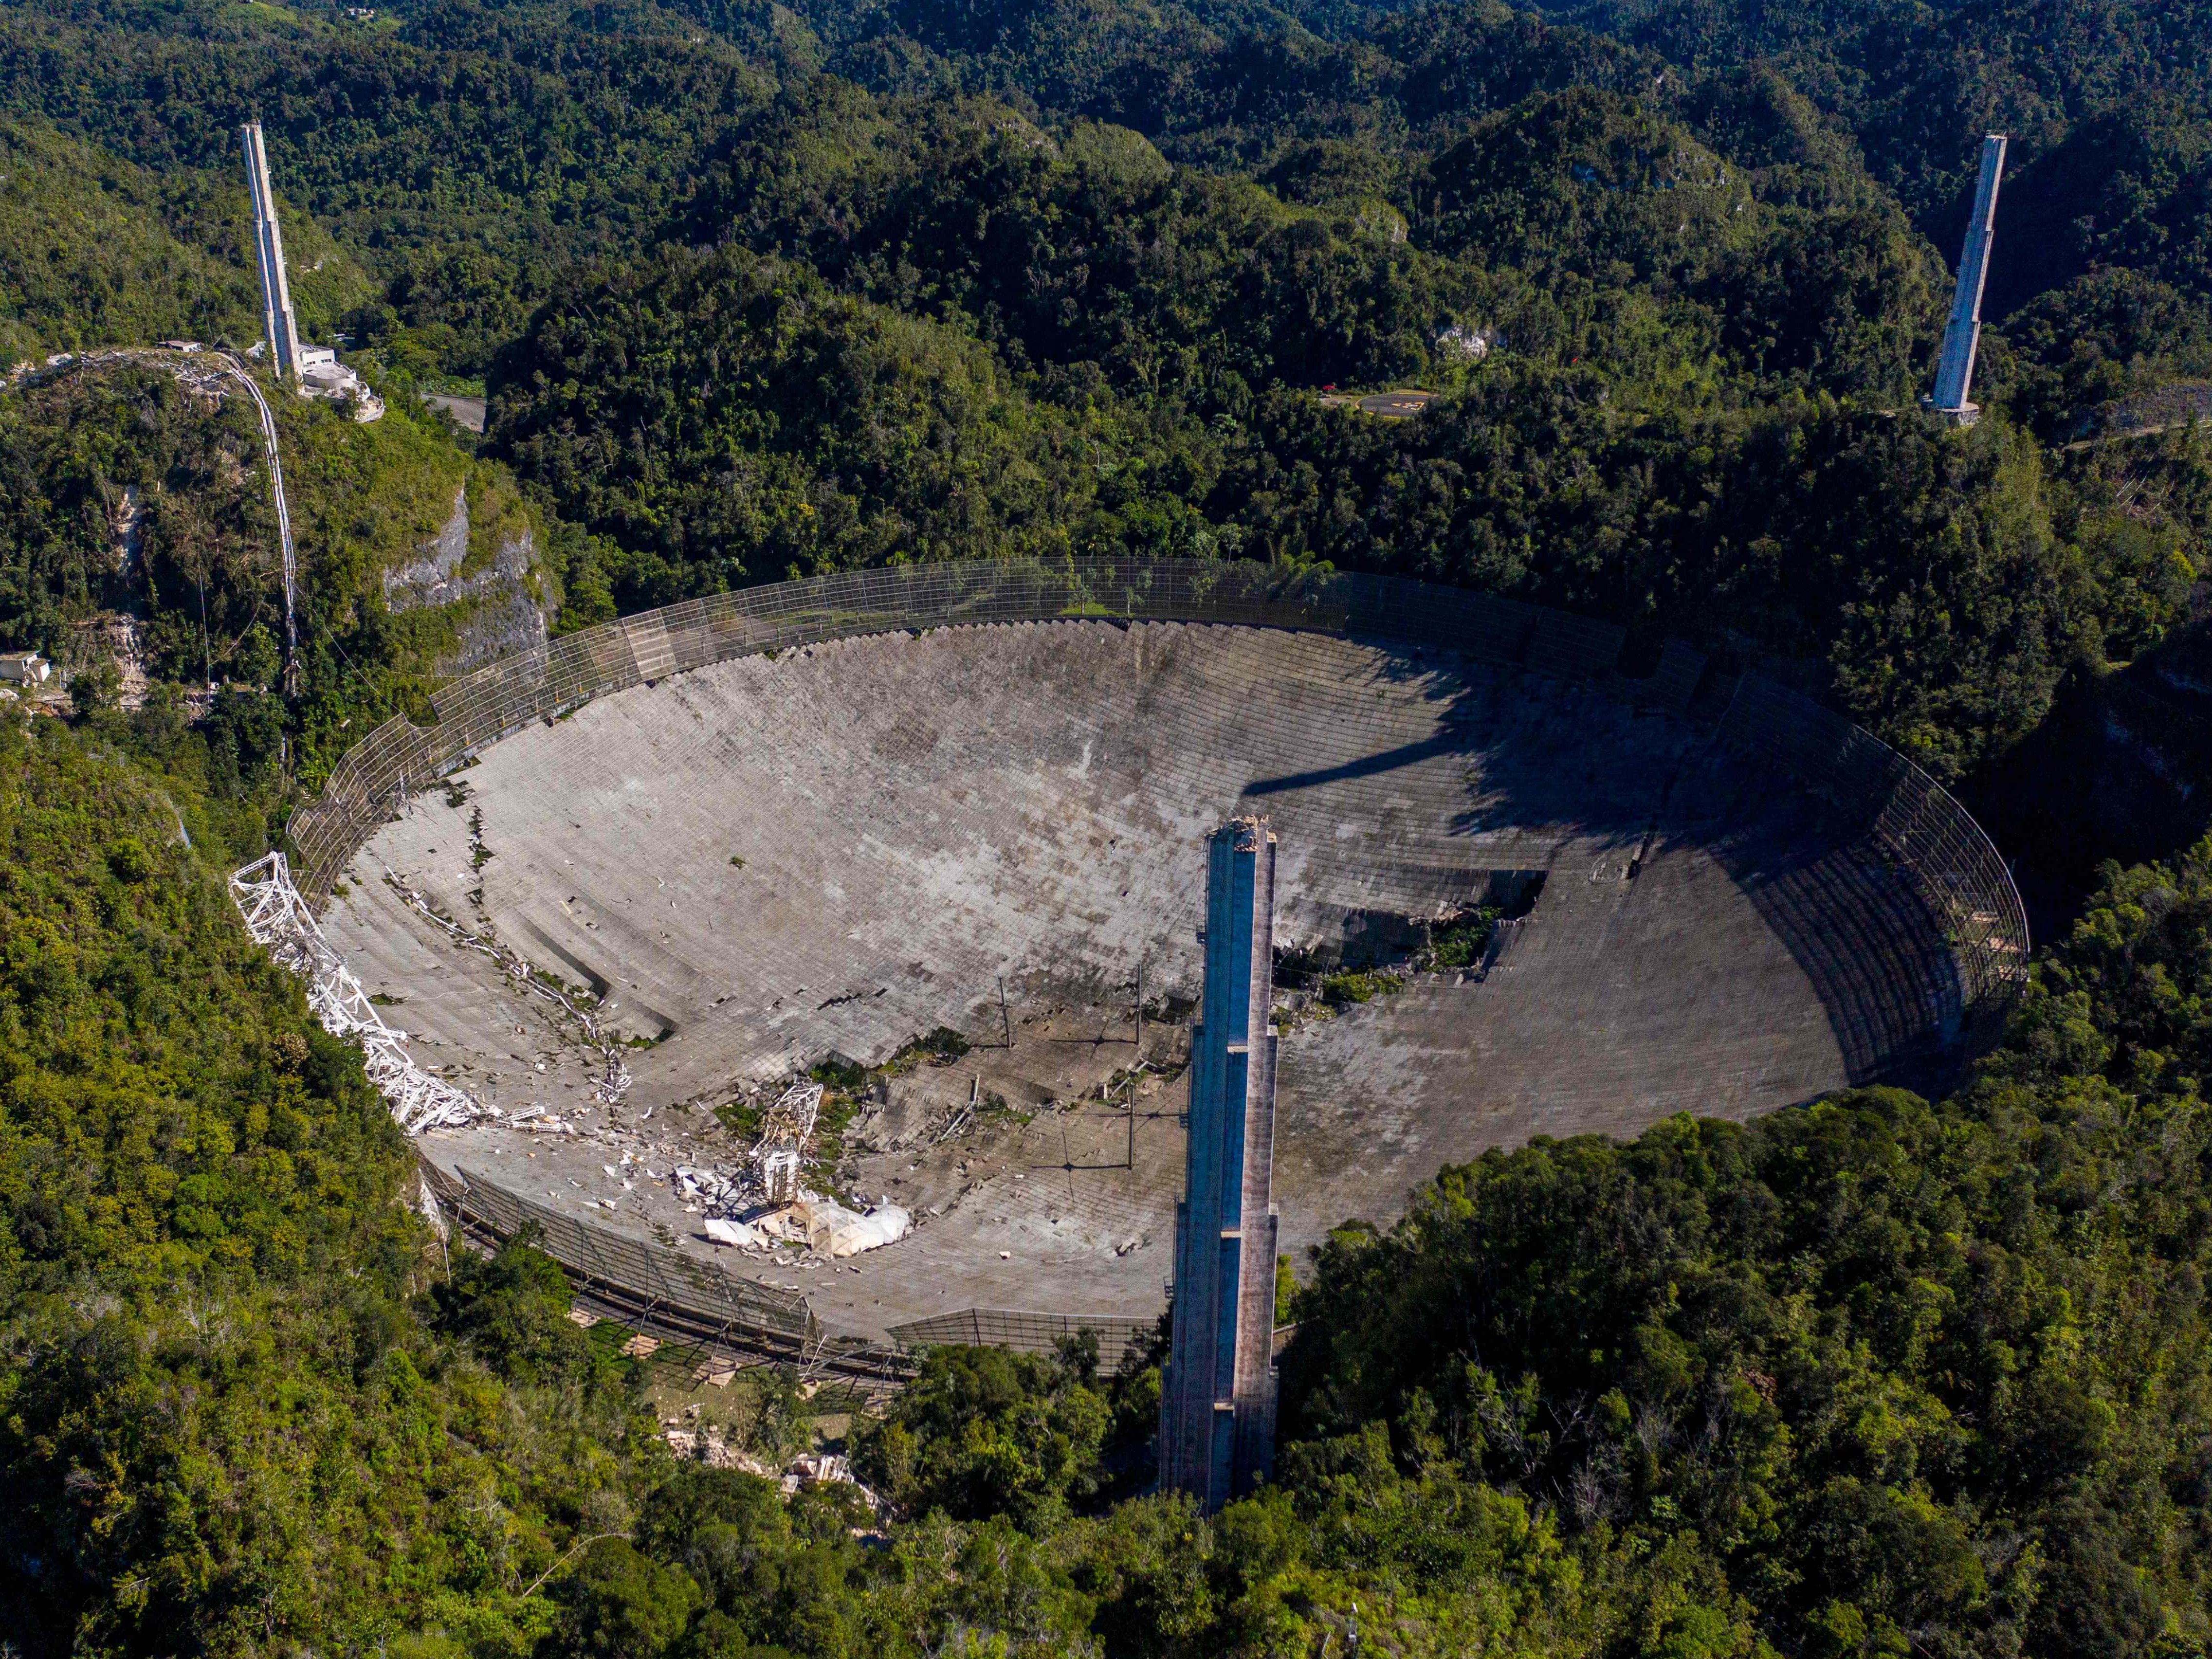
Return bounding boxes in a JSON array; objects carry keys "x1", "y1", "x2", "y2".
[{"x1": 317, "y1": 610, "x2": 1996, "y2": 1342}]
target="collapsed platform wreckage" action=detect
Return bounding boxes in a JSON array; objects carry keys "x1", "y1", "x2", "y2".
[
  {"x1": 755, "y1": 1078, "x2": 823, "y2": 1204},
  {"x1": 675, "y1": 1078, "x2": 819, "y2": 1221},
  {"x1": 228, "y1": 852, "x2": 484, "y2": 1132},
  {"x1": 233, "y1": 852, "x2": 910, "y2": 1257},
  {"x1": 679, "y1": 1079, "x2": 913, "y2": 1258}
]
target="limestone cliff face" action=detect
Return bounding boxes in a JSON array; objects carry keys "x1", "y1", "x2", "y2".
[{"x1": 384, "y1": 485, "x2": 550, "y2": 675}]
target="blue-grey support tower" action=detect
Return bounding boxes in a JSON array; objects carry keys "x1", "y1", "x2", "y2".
[
  {"x1": 1926, "y1": 134, "x2": 2007, "y2": 426},
  {"x1": 240, "y1": 121, "x2": 301, "y2": 384},
  {"x1": 1160, "y1": 816, "x2": 1280, "y2": 1512}
]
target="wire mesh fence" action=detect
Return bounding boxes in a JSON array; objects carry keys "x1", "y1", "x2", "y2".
[
  {"x1": 289, "y1": 558, "x2": 1613, "y2": 895},
  {"x1": 1718, "y1": 674, "x2": 2028, "y2": 1015},
  {"x1": 887, "y1": 1308, "x2": 1156, "y2": 1368},
  {"x1": 427, "y1": 1162, "x2": 1140, "y2": 1374},
  {"x1": 446, "y1": 1165, "x2": 820, "y2": 1354}
]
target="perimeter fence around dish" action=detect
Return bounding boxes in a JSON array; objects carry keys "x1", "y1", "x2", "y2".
[
  {"x1": 303, "y1": 559, "x2": 2026, "y2": 1008},
  {"x1": 1718, "y1": 674, "x2": 2028, "y2": 1016},
  {"x1": 297, "y1": 555, "x2": 2026, "y2": 1013},
  {"x1": 886, "y1": 1308, "x2": 1156, "y2": 1369},
  {"x1": 289, "y1": 558, "x2": 1621, "y2": 897},
  {"x1": 427, "y1": 1162, "x2": 1147, "y2": 1377},
  {"x1": 435, "y1": 1163, "x2": 840, "y2": 1361}
]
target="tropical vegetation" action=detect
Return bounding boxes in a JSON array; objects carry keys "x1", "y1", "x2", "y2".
[{"x1": 0, "y1": 0, "x2": 2211, "y2": 1650}]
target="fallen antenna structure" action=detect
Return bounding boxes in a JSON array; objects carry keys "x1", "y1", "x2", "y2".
[
  {"x1": 753, "y1": 1080, "x2": 823, "y2": 1204},
  {"x1": 229, "y1": 851, "x2": 484, "y2": 1132},
  {"x1": 1925, "y1": 133, "x2": 2007, "y2": 426},
  {"x1": 380, "y1": 865, "x2": 633, "y2": 1107}
]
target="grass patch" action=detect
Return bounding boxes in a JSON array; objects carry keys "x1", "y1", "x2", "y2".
[
  {"x1": 878, "y1": 1026, "x2": 973, "y2": 1076},
  {"x1": 1423, "y1": 905, "x2": 1502, "y2": 970},
  {"x1": 716, "y1": 1096, "x2": 764, "y2": 1138},
  {"x1": 1318, "y1": 967, "x2": 1405, "y2": 1007}
]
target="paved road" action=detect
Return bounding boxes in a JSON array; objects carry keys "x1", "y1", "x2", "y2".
[{"x1": 423, "y1": 393, "x2": 487, "y2": 433}]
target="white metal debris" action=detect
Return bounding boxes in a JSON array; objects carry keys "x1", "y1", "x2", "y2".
[
  {"x1": 753, "y1": 1080, "x2": 822, "y2": 1200},
  {"x1": 382, "y1": 866, "x2": 633, "y2": 1106},
  {"x1": 228, "y1": 851, "x2": 486, "y2": 1132}
]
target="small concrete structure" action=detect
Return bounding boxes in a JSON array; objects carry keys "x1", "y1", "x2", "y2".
[
  {"x1": 1161, "y1": 817, "x2": 1281, "y2": 1512},
  {"x1": 1926, "y1": 135, "x2": 2007, "y2": 426},
  {"x1": 0, "y1": 652, "x2": 51, "y2": 687}
]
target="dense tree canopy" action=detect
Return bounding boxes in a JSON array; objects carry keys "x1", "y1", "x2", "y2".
[
  {"x1": 0, "y1": 0, "x2": 2209, "y2": 1651},
  {"x1": 0, "y1": 0, "x2": 2203, "y2": 794}
]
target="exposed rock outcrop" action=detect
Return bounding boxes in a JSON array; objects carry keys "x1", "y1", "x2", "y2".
[{"x1": 384, "y1": 486, "x2": 549, "y2": 674}]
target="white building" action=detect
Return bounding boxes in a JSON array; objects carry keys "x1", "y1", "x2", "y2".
[{"x1": 0, "y1": 652, "x2": 52, "y2": 686}]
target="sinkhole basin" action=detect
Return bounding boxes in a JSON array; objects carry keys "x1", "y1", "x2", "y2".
[{"x1": 322, "y1": 617, "x2": 1967, "y2": 1340}]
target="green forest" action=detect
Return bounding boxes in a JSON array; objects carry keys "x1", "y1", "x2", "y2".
[{"x1": 1, "y1": 0, "x2": 2211, "y2": 1650}]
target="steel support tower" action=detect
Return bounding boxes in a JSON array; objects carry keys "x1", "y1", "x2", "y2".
[
  {"x1": 1160, "y1": 816, "x2": 1280, "y2": 1512},
  {"x1": 240, "y1": 121, "x2": 301, "y2": 384},
  {"x1": 1926, "y1": 134, "x2": 2007, "y2": 425}
]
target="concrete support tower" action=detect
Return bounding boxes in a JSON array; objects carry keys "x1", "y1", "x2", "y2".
[
  {"x1": 240, "y1": 121, "x2": 301, "y2": 383},
  {"x1": 1160, "y1": 817, "x2": 1280, "y2": 1513},
  {"x1": 1926, "y1": 134, "x2": 2007, "y2": 426}
]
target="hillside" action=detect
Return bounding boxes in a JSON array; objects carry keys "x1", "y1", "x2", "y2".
[
  {"x1": 0, "y1": 0, "x2": 2207, "y2": 1653},
  {"x1": 0, "y1": 719, "x2": 652, "y2": 1657},
  {"x1": 0, "y1": 117, "x2": 370, "y2": 361},
  {"x1": 18, "y1": 700, "x2": 2212, "y2": 1657},
  {"x1": 0, "y1": 360, "x2": 553, "y2": 831}
]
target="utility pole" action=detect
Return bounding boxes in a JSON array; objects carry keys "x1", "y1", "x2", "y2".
[
  {"x1": 998, "y1": 976, "x2": 1012, "y2": 1048},
  {"x1": 1134, "y1": 962, "x2": 1144, "y2": 1052}
]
